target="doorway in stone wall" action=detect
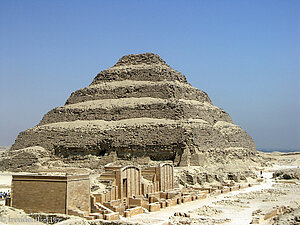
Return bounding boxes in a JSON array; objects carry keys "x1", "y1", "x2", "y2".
[{"x1": 122, "y1": 178, "x2": 128, "y2": 198}]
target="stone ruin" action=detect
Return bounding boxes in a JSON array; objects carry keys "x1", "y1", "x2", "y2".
[
  {"x1": 9, "y1": 164, "x2": 257, "y2": 221},
  {"x1": 10, "y1": 53, "x2": 256, "y2": 166}
]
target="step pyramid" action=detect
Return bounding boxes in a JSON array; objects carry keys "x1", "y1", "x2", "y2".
[{"x1": 11, "y1": 53, "x2": 256, "y2": 166}]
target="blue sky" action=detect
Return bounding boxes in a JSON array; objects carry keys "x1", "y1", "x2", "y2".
[{"x1": 0, "y1": 0, "x2": 299, "y2": 150}]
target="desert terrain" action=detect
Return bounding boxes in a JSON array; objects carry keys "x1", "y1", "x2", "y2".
[{"x1": 0, "y1": 149, "x2": 299, "y2": 225}]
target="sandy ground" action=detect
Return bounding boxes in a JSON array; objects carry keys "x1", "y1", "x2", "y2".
[
  {"x1": 0, "y1": 152, "x2": 299, "y2": 224},
  {"x1": 120, "y1": 162, "x2": 300, "y2": 225},
  {"x1": 119, "y1": 170, "x2": 281, "y2": 224},
  {"x1": 0, "y1": 173, "x2": 11, "y2": 188}
]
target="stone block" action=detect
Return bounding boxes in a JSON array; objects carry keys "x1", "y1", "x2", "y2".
[
  {"x1": 166, "y1": 198, "x2": 177, "y2": 207},
  {"x1": 167, "y1": 192, "x2": 178, "y2": 199},
  {"x1": 160, "y1": 200, "x2": 166, "y2": 208},
  {"x1": 160, "y1": 192, "x2": 167, "y2": 199},
  {"x1": 149, "y1": 196, "x2": 160, "y2": 203},
  {"x1": 124, "y1": 206, "x2": 143, "y2": 217},
  {"x1": 11, "y1": 174, "x2": 90, "y2": 215},
  {"x1": 212, "y1": 190, "x2": 222, "y2": 196},
  {"x1": 148, "y1": 203, "x2": 161, "y2": 212},
  {"x1": 239, "y1": 184, "x2": 248, "y2": 189},
  {"x1": 104, "y1": 212, "x2": 120, "y2": 220},
  {"x1": 182, "y1": 195, "x2": 192, "y2": 203},
  {"x1": 197, "y1": 193, "x2": 207, "y2": 200},
  {"x1": 230, "y1": 186, "x2": 239, "y2": 191},
  {"x1": 129, "y1": 197, "x2": 143, "y2": 207},
  {"x1": 89, "y1": 213, "x2": 103, "y2": 219},
  {"x1": 222, "y1": 187, "x2": 230, "y2": 193}
]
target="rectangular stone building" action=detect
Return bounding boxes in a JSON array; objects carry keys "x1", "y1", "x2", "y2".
[{"x1": 11, "y1": 174, "x2": 90, "y2": 214}]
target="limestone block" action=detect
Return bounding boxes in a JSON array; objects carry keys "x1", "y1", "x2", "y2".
[
  {"x1": 104, "y1": 212, "x2": 120, "y2": 220},
  {"x1": 196, "y1": 193, "x2": 207, "y2": 200},
  {"x1": 166, "y1": 198, "x2": 178, "y2": 207},
  {"x1": 239, "y1": 184, "x2": 249, "y2": 189},
  {"x1": 230, "y1": 186, "x2": 239, "y2": 191},
  {"x1": 221, "y1": 187, "x2": 230, "y2": 193},
  {"x1": 182, "y1": 195, "x2": 192, "y2": 203},
  {"x1": 129, "y1": 197, "x2": 142, "y2": 207},
  {"x1": 160, "y1": 192, "x2": 167, "y2": 199},
  {"x1": 212, "y1": 190, "x2": 222, "y2": 196},
  {"x1": 124, "y1": 207, "x2": 143, "y2": 217},
  {"x1": 149, "y1": 196, "x2": 160, "y2": 203},
  {"x1": 89, "y1": 213, "x2": 103, "y2": 219},
  {"x1": 147, "y1": 203, "x2": 161, "y2": 212},
  {"x1": 166, "y1": 192, "x2": 178, "y2": 199}
]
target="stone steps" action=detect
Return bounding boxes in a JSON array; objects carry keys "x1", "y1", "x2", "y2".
[
  {"x1": 40, "y1": 97, "x2": 232, "y2": 125},
  {"x1": 66, "y1": 80, "x2": 211, "y2": 105},
  {"x1": 11, "y1": 53, "x2": 256, "y2": 167}
]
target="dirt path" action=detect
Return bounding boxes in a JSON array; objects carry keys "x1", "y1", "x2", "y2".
[{"x1": 121, "y1": 169, "x2": 300, "y2": 225}]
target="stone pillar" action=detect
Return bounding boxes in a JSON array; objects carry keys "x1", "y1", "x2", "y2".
[{"x1": 116, "y1": 170, "x2": 122, "y2": 200}]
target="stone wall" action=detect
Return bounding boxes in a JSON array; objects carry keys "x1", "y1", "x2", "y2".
[
  {"x1": 67, "y1": 175, "x2": 90, "y2": 213},
  {"x1": 66, "y1": 81, "x2": 211, "y2": 105},
  {"x1": 159, "y1": 164, "x2": 174, "y2": 191},
  {"x1": 12, "y1": 175, "x2": 67, "y2": 214},
  {"x1": 40, "y1": 99, "x2": 231, "y2": 125},
  {"x1": 11, "y1": 174, "x2": 90, "y2": 215},
  {"x1": 11, "y1": 119, "x2": 255, "y2": 163},
  {"x1": 118, "y1": 166, "x2": 141, "y2": 199},
  {"x1": 91, "y1": 54, "x2": 187, "y2": 84}
]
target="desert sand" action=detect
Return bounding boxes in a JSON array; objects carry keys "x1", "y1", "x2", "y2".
[
  {"x1": 120, "y1": 164, "x2": 300, "y2": 225},
  {"x1": 0, "y1": 151, "x2": 299, "y2": 225}
]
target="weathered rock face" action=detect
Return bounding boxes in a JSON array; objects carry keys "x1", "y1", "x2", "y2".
[
  {"x1": 0, "y1": 146, "x2": 51, "y2": 171},
  {"x1": 11, "y1": 53, "x2": 256, "y2": 165}
]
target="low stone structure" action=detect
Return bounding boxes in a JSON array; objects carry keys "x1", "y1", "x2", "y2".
[
  {"x1": 10, "y1": 165, "x2": 254, "y2": 221},
  {"x1": 94, "y1": 163, "x2": 175, "y2": 216},
  {"x1": 11, "y1": 174, "x2": 90, "y2": 214},
  {"x1": 251, "y1": 206, "x2": 288, "y2": 224}
]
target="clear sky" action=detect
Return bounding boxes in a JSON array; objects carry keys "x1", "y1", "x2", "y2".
[{"x1": 0, "y1": 0, "x2": 299, "y2": 150}]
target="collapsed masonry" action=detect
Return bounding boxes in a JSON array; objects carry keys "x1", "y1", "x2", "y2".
[
  {"x1": 10, "y1": 53, "x2": 256, "y2": 167},
  {"x1": 10, "y1": 164, "x2": 256, "y2": 221}
]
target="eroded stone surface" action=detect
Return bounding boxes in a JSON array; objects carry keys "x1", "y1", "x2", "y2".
[{"x1": 10, "y1": 53, "x2": 256, "y2": 166}]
